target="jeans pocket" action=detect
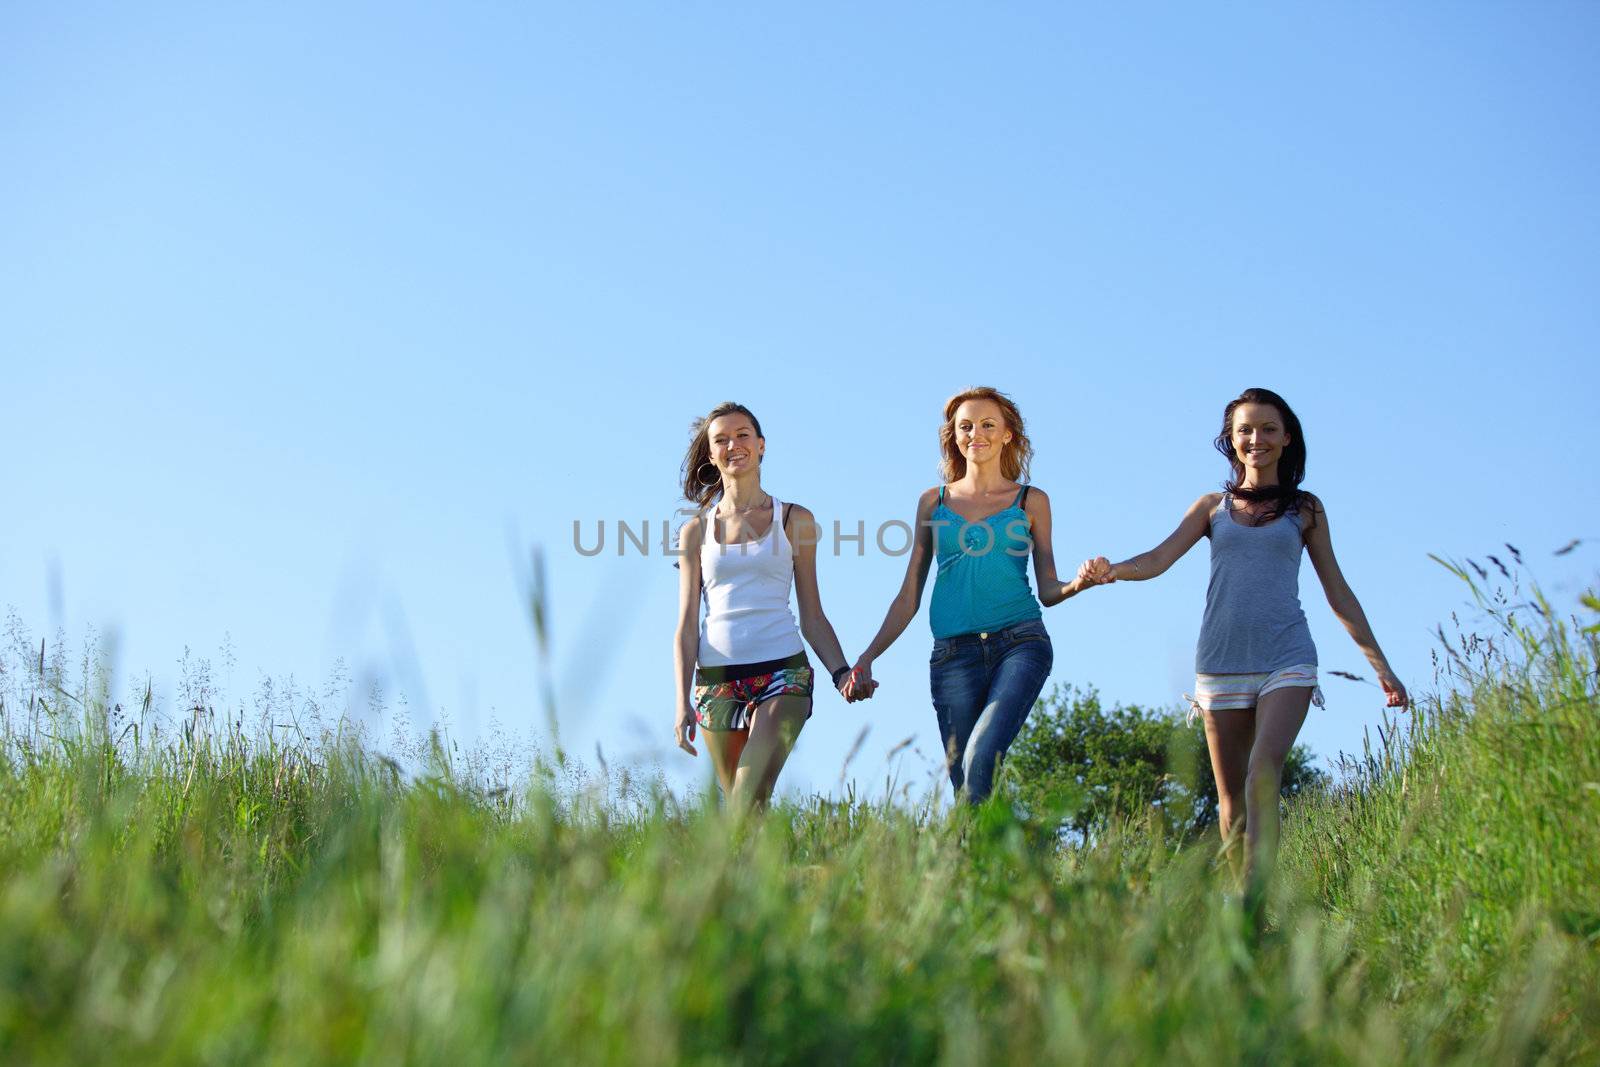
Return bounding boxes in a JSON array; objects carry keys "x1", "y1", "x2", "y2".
[
  {"x1": 930, "y1": 643, "x2": 957, "y2": 667},
  {"x1": 1002, "y1": 630, "x2": 1054, "y2": 679},
  {"x1": 1008, "y1": 620, "x2": 1049, "y2": 645}
]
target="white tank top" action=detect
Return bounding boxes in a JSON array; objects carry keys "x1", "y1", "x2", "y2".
[{"x1": 697, "y1": 497, "x2": 805, "y2": 667}]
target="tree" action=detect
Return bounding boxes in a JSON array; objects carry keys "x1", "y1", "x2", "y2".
[{"x1": 1002, "y1": 684, "x2": 1329, "y2": 842}]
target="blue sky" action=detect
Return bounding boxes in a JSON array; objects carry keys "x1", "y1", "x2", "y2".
[{"x1": 4, "y1": 3, "x2": 1597, "y2": 799}]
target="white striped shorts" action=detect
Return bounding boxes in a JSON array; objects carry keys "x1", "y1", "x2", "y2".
[{"x1": 1185, "y1": 664, "x2": 1325, "y2": 722}]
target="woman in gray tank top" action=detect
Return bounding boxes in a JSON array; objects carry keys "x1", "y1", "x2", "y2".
[{"x1": 1075, "y1": 388, "x2": 1408, "y2": 908}]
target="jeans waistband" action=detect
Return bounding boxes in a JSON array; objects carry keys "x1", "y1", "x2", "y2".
[{"x1": 933, "y1": 618, "x2": 1048, "y2": 650}]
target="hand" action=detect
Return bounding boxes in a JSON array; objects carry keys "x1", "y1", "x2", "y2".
[
  {"x1": 846, "y1": 660, "x2": 879, "y2": 702},
  {"x1": 1378, "y1": 668, "x2": 1409, "y2": 710},
  {"x1": 674, "y1": 704, "x2": 698, "y2": 755},
  {"x1": 1077, "y1": 556, "x2": 1114, "y2": 586}
]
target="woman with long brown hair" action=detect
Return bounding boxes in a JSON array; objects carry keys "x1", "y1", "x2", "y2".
[
  {"x1": 1077, "y1": 387, "x2": 1407, "y2": 904},
  {"x1": 852, "y1": 386, "x2": 1093, "y2": 805},
  {"x1": 673, "y1": 401, "x2": 870, "y2": 810}
]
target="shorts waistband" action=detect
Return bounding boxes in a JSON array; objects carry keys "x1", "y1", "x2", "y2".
[
  {"x1": 695, "y1": 652, "x2": 809, "y2": 685},
  {"x1": 1185, "y1": 664, "x2": 1324, "y2": 722}
]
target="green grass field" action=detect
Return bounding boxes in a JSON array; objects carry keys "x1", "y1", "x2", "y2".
[{"x1": 1, "y1": 566, "x2": 1596, "y2": 1065}]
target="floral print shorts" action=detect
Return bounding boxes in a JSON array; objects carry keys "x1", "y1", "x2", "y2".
[{"x1": 693, "y1": 653, "x2": 814, "y2": 731}]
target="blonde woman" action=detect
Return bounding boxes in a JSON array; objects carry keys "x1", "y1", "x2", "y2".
[{"x1": 854, "y1": 387, "x2": 1092, "y2": 804}]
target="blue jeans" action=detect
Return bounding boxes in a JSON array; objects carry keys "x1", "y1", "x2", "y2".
[{"x1": 929, "y1": 618, "x2": 1054, "y2": 804}]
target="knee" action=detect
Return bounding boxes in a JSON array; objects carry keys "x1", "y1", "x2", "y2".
[
  {"x1": 1244, "y1": 762, "x2": 1281, "y2": 805},
  {"x1": 961, "y1": 745, "x2": 1005, "y2": 804},
  {"x1": 1217, "y1": 794, "x2": 1245, "y2": 838},
  {"x1": 961, "y1": 771, "x2": 994, "y2": 806}
]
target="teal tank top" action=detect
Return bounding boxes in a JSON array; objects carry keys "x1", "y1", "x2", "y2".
[{"x1": 928, "y1": 485, "x2": 1043, "y2": 639}]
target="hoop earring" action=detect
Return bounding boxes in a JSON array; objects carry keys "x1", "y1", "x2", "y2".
[{"x1": 696, "y1": 462, "x2": 721, "y2": 488}]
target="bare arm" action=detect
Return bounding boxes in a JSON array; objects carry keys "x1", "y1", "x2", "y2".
[
  {"x1": 855, "y1": 488, "x2": 940, "y2": 672},
  {"x1": 1021, "y1": 488, "x2": 1091, "y2": 607},
  {"x1": 1302, "y1": 496, "x2": 1409, "y2": 707},
  {"x1": 673, "y1": 516, "x2": 704, "y2": 755},
  {"x1": 787, "y1": 504, "x2": 857, "y2": 700},
  {"x1": 1091, "y1": 494, "x2": 1219, "y2": 584}
]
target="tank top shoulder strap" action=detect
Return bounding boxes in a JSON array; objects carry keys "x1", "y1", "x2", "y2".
[
  {"x1": 768, "y1": 497, "x2": 787, "y2": 549},
  {"x1": 938, "y1": 485, "x2": 946, "y2": 504},
  {"x1": 1014, "y1": 485, "x2": 1030, "y2": 508},
  {"x1": 1205, "y1": 492, "x2": 1228, "y2": 535},
  {"x1": 773, "y1": 498, "x2": 796, "y2": 568}
]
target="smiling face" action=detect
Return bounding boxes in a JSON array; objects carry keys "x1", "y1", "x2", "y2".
[
  {"x1": 952, "y1": 398, "x2": 1013, "y2": 469},
  {"x1": 1230, "y1": 401, "x2": 1290, "y2": 478},
  {"x1": 706, "y1": 413, "x2": 763, "y2": 476}
]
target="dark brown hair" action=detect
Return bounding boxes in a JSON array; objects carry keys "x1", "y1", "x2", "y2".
[
  {"x1": 681, "y1": 402, "x2": 763, "y2": 509},
  {"x1": 938, "y1": 386, "x2": 1032, "y2": 484},
  {"x1": 1214, "y1": 387, "x2": 1308, "y2": 524}
]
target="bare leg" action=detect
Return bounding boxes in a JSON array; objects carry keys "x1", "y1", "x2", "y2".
[
  {"x1": 702, "y1": 728, "x2": 749, "y2": 796},
  {"x1": 730, "y1": 695, "x2": 810, "y2": 811},
  {"x1": 1202, "y1": 707, "x2": 1255, "y2": 885},
  {"x1": 1243, "y1": 686, "x2": 1313, "y2": 902}
]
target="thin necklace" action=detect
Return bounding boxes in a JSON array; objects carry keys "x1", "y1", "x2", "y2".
[{"x1": 718, "y1": 494, "x2": 771, "y2": 516}]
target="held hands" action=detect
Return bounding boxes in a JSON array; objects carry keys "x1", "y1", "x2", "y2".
[
  {"x1": 841, "y1": 660, "x2": 880, "y2": 703},
  {"x1": 1077, "y1": 556, "x2": 1115, "y2": 587}
]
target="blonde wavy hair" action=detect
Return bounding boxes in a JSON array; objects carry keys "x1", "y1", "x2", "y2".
[{"x1": 938, "y1": 386, "x2": 1032, "y2": 484}]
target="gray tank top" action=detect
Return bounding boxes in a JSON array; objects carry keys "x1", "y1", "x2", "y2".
[{"x1": 1194, "y1": 493, "x2": 1318, "y2": 674}]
